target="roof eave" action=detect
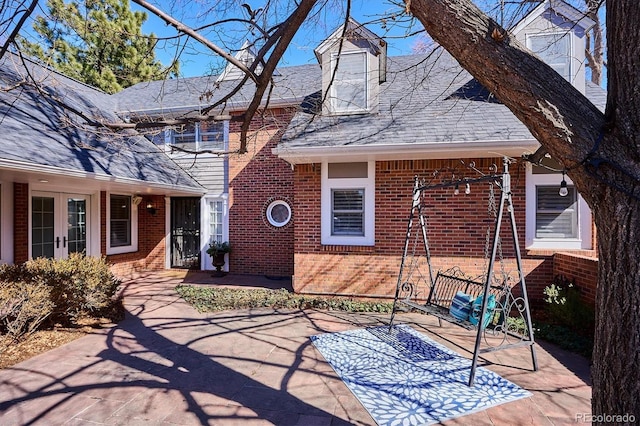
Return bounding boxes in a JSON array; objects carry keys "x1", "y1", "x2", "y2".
[{"x1": 273, "y1": 140, "x2": 540, "y2": 165}]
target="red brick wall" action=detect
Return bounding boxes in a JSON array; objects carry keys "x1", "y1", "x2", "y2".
[
  {"x1": 553, "y1": 251, "x2": 598, "y2": 307},
  {"x1": 292, "y1": 158, "x2": 562, "y2": 305},
  {"x1": 104, "y1": 193, "x2": 167, "y2": 277},
  {"x1": 13, "y1": 182, "x2": 29, "y2": 263},
  {"x1": 227, "y1": 108, "x2": 295, "y2": 277}
]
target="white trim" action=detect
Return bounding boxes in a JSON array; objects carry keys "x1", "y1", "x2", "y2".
[
  {"x1": 525, "y1": 163, "x2": 592, "y2": 249},
  {"x1": 274, "y1": 139, "x2": 539, "y2": 165},
  {"x1": 0, "y1": 182, "x2": 13, "y2": 264},
  {"x1": 321, "y1": 161, "x2": 375, "y2": 246},
  {"x1": 0, "y1": 158, "x2": 204, "y2": 195},
  {"x1": 511, "y1": 0, "x2": 595, "y2": 35},
  {"x1": 201, "y1": 194, "x2": 229, "y2": 271},
  {"x1": 106, "y1": 192, "x2": 139, "y2": 255},
  {"x1": 165, "y1": 196, "x2": 171, "y2": 269},
  {"x1": 266, "y1": 200, "x2": 292, "y2": 227}
]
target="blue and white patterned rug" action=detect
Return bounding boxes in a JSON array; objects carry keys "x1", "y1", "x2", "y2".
[{"x1": 311, "y1": 324, "x2": 531, "y2": 425}]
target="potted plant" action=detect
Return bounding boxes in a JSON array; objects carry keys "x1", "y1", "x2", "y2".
[{"x1": 206, "y1": 241, "x2": 231, "y2": 276}]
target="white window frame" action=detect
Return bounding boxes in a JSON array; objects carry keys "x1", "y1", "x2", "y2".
[
  {"x1": 526, "y1": 32, "x2": 572, "y2": 82},
  {"x1": 201, "y1": 195, "x2": 229, "y2": 270},
  {"x1": 525, "y1": 164, "x2": 591, "y2": 249},
  {"x1": 321, "y1": 161, "x2": 375, "y2": 246},
  {"x1": 167, "y1": 120, "x2": 229, "y2": 153},
  {"x1": 329, "y1": 51, "x2": 368, "y2": 114},
  {"x1": 106, "y1": 193, "x2": 138, "y2": 255}
]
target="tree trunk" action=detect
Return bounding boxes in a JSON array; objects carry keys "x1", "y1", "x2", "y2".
[{"x1": 406, "y1": 0, "x2": 640, "y2": 421}]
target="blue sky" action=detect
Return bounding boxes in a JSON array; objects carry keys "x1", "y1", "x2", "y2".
[{"x1": 135, "y1": 1, "x2": 423, "y2": 77}]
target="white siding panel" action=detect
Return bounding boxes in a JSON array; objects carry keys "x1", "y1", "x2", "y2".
[{"x1": 172, "y1": 155, "x2": 226, "y2": 193}]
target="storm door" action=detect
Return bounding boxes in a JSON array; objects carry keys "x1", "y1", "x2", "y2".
[
  {"x1": 31, "y1": 192, "x2": 88, "y2": 259},
  {"x1": 171, "y1": 197, "x2": 201, "y2": 268}
]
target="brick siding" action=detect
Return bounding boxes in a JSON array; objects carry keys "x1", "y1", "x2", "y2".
[
  {"x1": 553, "y1": 251, "x2": 598, "y2": 307},
  {"x1": 227, "y1": 108, "x2": 295, "y2": 277},
  {"x1": 13, "y1": 182, "x2": 29, "y2": 263},
  {"x1": 292, "y1": 158, "x2": 577, "y2": 305},
  {"x1": 105, "y1": 193, "x2": 167, "y2": 277}
]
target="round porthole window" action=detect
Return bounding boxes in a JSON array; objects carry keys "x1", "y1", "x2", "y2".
[{"x1": 266, "y1": 200, "x2": 292, "y2": 227}]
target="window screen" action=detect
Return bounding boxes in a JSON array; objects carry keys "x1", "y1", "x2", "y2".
[
  {"x1": 331, "y1": 52, "x2": 367, "y2": 113},
  {"x1": 110, "y1": 195, "x2": 132, "y2": 247},
  {"x1": 332, "y1": 189, "x2": 364, "y2": 236},
  {"x1": 536, "y1": 186, "x2": 577, "y2": 238}
]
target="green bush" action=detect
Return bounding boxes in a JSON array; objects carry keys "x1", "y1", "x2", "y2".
[
  {"x1": 543, "y1": 275, "x2": 595, "y2": 336},
  {"x1": 0, "y1": 254, "x2": 120, "y2": 335}
]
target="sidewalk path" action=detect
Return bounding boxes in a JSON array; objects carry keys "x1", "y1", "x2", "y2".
[{"x1": 0, "y1": 271, "x2": 592, "y2": 425}]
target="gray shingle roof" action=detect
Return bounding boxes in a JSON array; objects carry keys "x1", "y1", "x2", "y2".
[
  {"x1": 278, "y1": 51, "x2": 606, "y2": 153},
  {"x1": 114, "y1": 63, "x2": 320, "y2": 116},
  {"x1": 0, "y1": 53, "x2": 203, "y2": 192}
]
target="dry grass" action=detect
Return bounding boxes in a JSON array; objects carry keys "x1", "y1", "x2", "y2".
[{"x1": 0, "y1": 304, "x2": 124, "y2": 370}]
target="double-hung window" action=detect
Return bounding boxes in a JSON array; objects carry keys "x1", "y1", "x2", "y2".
[
  {"x1": 527, "y1": 33, "x2": 571, "y2": 82},
  {"x1": 525, "y1": 159, "x2": 591, "y2": 249},
  {"x1": 107, "y1": 194, "x2": 138, "y2": 254},
  {"x1": 171, "y1": 121, "x2": 227, "y2": 151},
  {"x1": 330, "y1": 51, "x2": 368, "y2": 114},
  {"x1": 322, "y1": 162, "x2": 374, "y2": 246}
]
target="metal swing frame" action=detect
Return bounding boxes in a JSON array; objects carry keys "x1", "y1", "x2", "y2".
[{"x1": 389, "y1": 158, "x2": 538, "y2": 386}]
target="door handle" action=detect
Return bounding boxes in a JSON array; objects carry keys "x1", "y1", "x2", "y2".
[
  {"x1": 56, "y1": 237, "x2": 60, "y2": 248},
  {"x1": 63, "y1": 237, "x2": 67, "y2": 248}
]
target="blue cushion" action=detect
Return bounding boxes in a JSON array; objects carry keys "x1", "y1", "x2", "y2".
[
  {"x1": 449, "y1": 291, "x2": 473, "y2": 321},
  {"x1": 469, "y1": 294, "x2": 497, "y2": 329}
]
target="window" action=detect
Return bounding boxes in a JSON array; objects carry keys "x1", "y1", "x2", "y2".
[
  {"x1": 525, "y1": 159, "x2": 591, "y2": 249},
  {"x1": 266, "y1": 200, "x2": 292, "y2": 228},
  {"x1": 330, "y1": 51, "x2": 368, "y2": 114},
  {"x1": 209, "y1": 199, "x2": 224, "y2": 244},
  {"x1": 528, "y1": 33, "x2": 571, "y2": 81},
  {"x1": 107, "y1": 194, "x2": 138, "y2": 254},
  {"x1": 536, "y1": 186, "x2": 577, "y2": 238},
  {"x1": 171, "y1": 121, "x2": 227, "y2": 151},
  {"x1": 331, "y1": 189, "x2": 364, "y2": 235},
  {"x1": 321, "y1": 162, "x2": 374, "y2": 246}
]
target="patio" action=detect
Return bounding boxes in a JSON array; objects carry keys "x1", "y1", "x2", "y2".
[{"x1": 0, "y1": 270, "x2": 591, "y2": 425}]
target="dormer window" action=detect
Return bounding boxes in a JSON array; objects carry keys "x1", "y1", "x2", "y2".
[
  {"x1": 171, "y1": 121, "x2": 227, "y2": 151},
  {"x1": 528, "y1": 33, "x2": 571, "y2": 82},
  {"x1": 330, "y1": 51, "x2": 368, "y2": 114}
]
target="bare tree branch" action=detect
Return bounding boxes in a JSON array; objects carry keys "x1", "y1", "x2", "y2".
[
  {"x1": 0, "y1": 0, "x2": 39, "y2": 61},
  {"x1": 130, "y1": 0, "x2": 259, "y2": 84}
]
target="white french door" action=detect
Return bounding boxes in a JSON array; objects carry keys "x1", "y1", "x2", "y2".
[{"x1": 31, "y1": 192, "x2": 89, "y2": 259}]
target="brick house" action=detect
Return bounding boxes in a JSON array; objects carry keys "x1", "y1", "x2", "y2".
[
  {"x1": 271, "y1": 0, "x2": 603, "y2": 305},
  {"x1": 1, "y1": 0, "x2": 601, "y2": 306},
  {"x1": 0, "y1": 52, "x2": 205, "y2": 275}
]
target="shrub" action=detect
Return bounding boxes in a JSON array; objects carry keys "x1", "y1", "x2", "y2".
[
  {"x1": 175, "y1": 285, "x2": 394, "y2": 313},
  {"x1": 543, "y1": 275, "x2": 595, "y2": 336},
  {"x1": 0, "y1": 254, "x2": 120, "y2": 334},
  {"x1": 0, "y1": 279, "x2": 54, "y2": 338}
]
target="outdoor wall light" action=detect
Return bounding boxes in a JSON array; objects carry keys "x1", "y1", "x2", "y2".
[
  {"x1": 454, "y1": 183, "x2": 460, "y2": 195},
  {"x1": 465, "y1": 182, "x2": 471, "y2": 195},
  {"x1": 146, "y1": 201, "x2": 157, "y2": 215},
  {"x1": 559, "y1": 171, "x2": 569, "y2": 197}
]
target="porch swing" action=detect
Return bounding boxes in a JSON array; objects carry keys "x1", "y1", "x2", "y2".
[{"x1": 388, "y1": 158, "x2": 538, "y2": 386}]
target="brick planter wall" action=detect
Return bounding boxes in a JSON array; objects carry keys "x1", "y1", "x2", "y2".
[{"x1": 553, "y1": 251, "x2": 598, "y2": 307}]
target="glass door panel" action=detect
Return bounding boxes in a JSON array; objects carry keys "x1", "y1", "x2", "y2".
[
  {"x1": 32, "y1": 196, "x2": 55, "y2": 259},
  {"x1": 67, "y1": 197, "x2": 87, "y2": 254},
  {"x1": 31, "y1": 193, "x2": 90, "y2": 259}
]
